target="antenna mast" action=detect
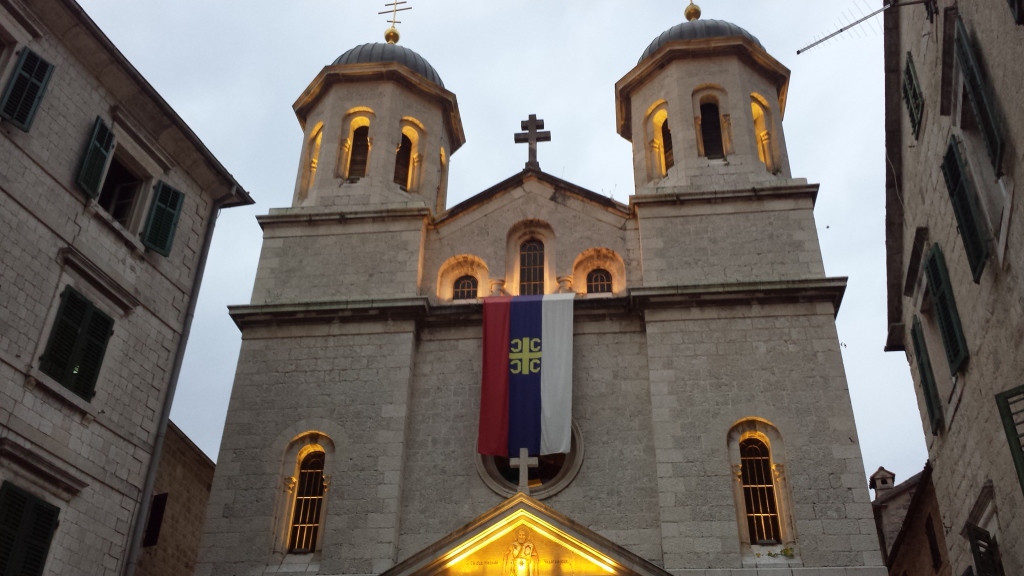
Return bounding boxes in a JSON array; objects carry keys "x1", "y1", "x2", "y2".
[{"x1": 797, "y1": 0, "x2": 934, "y2": 55}]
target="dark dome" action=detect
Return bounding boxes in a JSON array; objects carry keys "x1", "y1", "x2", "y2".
[
  {"x1": 333, "y1": 43, "x2": 444, "y2": 88},
  {"x1": 639, "y1": 19, "x2": 764, "y2": 63}
]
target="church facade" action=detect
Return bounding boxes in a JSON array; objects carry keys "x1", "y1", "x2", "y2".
[{"x1": 196, "y1": 12, "x2": 885, "y2": 576}]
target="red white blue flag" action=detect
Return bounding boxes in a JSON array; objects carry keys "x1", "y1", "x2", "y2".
[{"x1": 477, "y1": 294, "x2": 574, "y2": 457}]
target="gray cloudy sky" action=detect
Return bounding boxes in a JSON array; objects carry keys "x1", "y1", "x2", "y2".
[{"x1": 76, "y1": 0, "x2": 928, "y2": 486}]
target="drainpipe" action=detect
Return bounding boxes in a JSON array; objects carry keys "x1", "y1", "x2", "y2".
[{"x1": 122, "y1": 186, "x2": 239, "y2": 576}]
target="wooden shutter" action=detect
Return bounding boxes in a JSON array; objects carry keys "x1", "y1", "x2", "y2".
[
  {"x1": 965, "y1": 524, "x2": 1005, "y2": 576},
  {"x1": 0, "y1": 49, "x2": 53, "y2": 132},
  {"x1": 39, "y1": 287, "x2": 91, "y2": 385},
  {"x1": 69, "y1": 306, "x2": 113, "y2": 400},
  {"x1": 142, "y1": 493, "x2": 168, "y2": 548},
  {"x1": 911, "y1": 316, "x2": 944, "y2": 434},
  {"x1": 940, "y1": 136, "x2": 989, "y2": 282},
  {"x1": 76, "y1": 117, "x2": 115, "y2": 198},
  {"x1": 996, "y1": 385, "x2": 1024, "y2": 496},
  {"x1": 142, "y1": 181, "x2": 184, "y2": 256},
  {"x1": 0, "y1": 482, "x2": 60, "y2": 576},
  {"x1": 954, "y1": 17, "x2": 1004, "y2": 172},
  {"x1": 902, "y1": 52, "x2": 924, "y2": 139},
  {"x1": 924, "y1": 244, "x2": 969, "y2": 375}
]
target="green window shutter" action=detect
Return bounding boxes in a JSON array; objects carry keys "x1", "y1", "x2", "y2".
[
  {"x1": 996, "y1": 385, "x2": 1024, "y2": 497},
  {"x1": 954, "y1": 17, "x2": 1004, "y2": 173},
  {"x1": 902, "y1": 52, "x2": 924, "y2": 139},
  {"x1": 0, "y1": 49, "x2": 54, "y2": 132},
  {"x1": 39, "y1": 287, "x2": 113, "y2": 400},
  {"x1": 911, "y1": 316, "x2": 944, "y2": 435},
  {"x1": 965, "y1": 524, "x2": 1005, "y2": 576},
  {"x1": 0, "y1": 482, "x2": 60, "y2": 576},
  {"x1": 75, "y1": 117, "x2": 115, "y2": 198},
  {"x1": 142, "y1": 181, "x2": 184, "y2": 257},
  {"x1": 940, "y1": 136, "x2": 989, "y2": 281},
  {"x1": 924, "y1": 244, "x2": 969, "y2": 375}
]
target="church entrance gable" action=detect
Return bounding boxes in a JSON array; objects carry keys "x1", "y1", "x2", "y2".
[{"x1": 383, "y1": 494, "x2": 669, "y2": 576}]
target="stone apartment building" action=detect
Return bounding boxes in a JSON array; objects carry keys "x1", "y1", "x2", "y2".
[
  {"x1": 883, "y1": 0, "x2": 1023, "y2": 574},
  {"x1": 197, "y1": 7, "x2": 885, "y2": 576},
  {"x1": 869, "y1": 464, "x2": 951, "y2": 576},
  {"x1": 0, "y1": 0, "x2": 251, "y2": 575}
]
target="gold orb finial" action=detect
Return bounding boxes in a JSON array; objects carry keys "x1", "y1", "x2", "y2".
[
  {"x1": 385, "y1": 26, "x2": 400, "y2": 44},
  {"x1": 685, "y1": 1, "x2": 701, "y2": 21}
]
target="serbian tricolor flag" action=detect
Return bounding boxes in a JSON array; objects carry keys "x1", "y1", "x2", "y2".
[{"x1": 477, "y1": 293, "x2": 574, "y2": 457}]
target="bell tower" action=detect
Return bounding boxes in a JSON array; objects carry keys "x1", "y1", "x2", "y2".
[
  {"x1": 615, "y1": 6, "x2": 799, "y2": 193},
  {"x1": 289, "y1": 33, "x2": 465, "y2": 214}
]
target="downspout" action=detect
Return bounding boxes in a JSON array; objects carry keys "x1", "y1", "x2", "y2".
[{"x1": 122, "y1": 186, "x2": 239, "y2": 576}]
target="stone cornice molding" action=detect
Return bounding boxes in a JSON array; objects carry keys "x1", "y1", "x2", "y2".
[
  {"x1": 0, "y1": 0, "x2": 45, "y2": 38},
  {"x1": 58, "y1": 247, "x2": 141, "y2": 312},
  {"x1": 257, "y1": 206, "x2": 431, "y2": 229},
  {"x1": 631, "y1": 277, "x2": 847, "y2": 317},
  {"x1": 110, "y1": 106, "x2": 176, "y2": 173},
  {"x1": 0, "y1": 438, "x2": 89, "y2": 499},
  {"x1": 229, "y1": 297, "x2": 430, "y2": 330},
  {"x1": 630, "y1": 183, "x2": 819, "y2": 209},
  {"x1": 293, "y1": 62, "x2": 465, "y2": 153}
]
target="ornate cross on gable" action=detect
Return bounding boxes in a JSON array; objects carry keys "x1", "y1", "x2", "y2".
[
  {"x1": 514, "y1": 114, "x2": 551, "y2": 171},
  {"x1": 509, "y1": 447, "x2": 539, "y2": 495}
]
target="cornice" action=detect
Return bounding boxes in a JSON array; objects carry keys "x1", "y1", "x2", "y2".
[
  {"x1": 229, "y1": 297, "x2": 430, "y2": 330},
  {"x1": 256, "y1": 206, "x2": 431, "y2": 229},
  {"x1": 630, "y1": 183, "x2": 819, "y2": 209},
  {"x1": 631, "y1": 277, "x2": 847, "y2": 317}
]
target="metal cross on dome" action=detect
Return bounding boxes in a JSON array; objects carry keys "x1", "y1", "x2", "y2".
[
  {"x1": 379, "y1": 1, "x2": 412, "y2": 44},
  {"x1": 514, "y1": 114, "x2": 551, "y2": 171}
]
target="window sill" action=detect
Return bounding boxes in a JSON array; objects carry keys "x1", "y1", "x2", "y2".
[
  {"x1": 743, "y1": 544, "x2": 801, "y2": 568},
  {"x1": 24, "y1": 368, "x2": 97, "y2": 423},
  {"x1": 84, "y1": 200, "x2": 146, "y2": 255}
]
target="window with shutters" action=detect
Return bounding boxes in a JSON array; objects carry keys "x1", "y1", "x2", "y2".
[
  {"x1": 923, "y1": 244, "x2": 969, "y2": 375},
  {"x1": 289, "y1": 450, "x2": 326, "y2": 554},
  {"x1": 996, "y1": 385, "x2": 1024, "y2": 496},
  {"x1": 965, "y1": 524, "x2": 1005, "y2": 576},
  {"x1": 954, "y1": 17, "x2": 1003, "y2": 174},
  {"x1": 519, "y1": 239, "x2": 545, "y2": 296},
  {"x1": 586, "y1": 269, "x2": 612, "y2": 294},
  {"x1": 452, "y1": 275, "x2": 478, "y2": 300},
  {"x1": 0, "y1": 48, "x2": 53, "y2": 132},
  {"x1": 941, "y1": 136, "x2": 989, "y2": 282},
  {"x1": 76, "y1": 116, "x2": 150, "y2": 230},
  {"x1": 902, "y1": 52, "x2": 924, "y2": 139},
  {"x1": 739, "y1": 438, "x2": 781, "y2": 545},
  {"x1": 0, "y1": 481, "x2": 60, "y2": 576},
  {"x1": 39, "y1": 286, "x2": 114, "y2": 401},
  {"x1": 911, "y1": 316, "x2": 945, "y2": 435},
  {"x1": 141, "y1": 181, "x2": 185, "y2": 257}
]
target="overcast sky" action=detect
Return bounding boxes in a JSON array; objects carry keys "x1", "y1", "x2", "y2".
[{"x1": 76, "y1": 0, "x2": 928, "y2": 487}]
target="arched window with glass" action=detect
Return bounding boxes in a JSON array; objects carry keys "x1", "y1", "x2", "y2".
[
  {"x1": 453, "y1": 275, "x2": 478, "y2": 300},
  {"x1": 586, "y1": 269, "x2": 612, "y2": 294},
  {"x1": 519, "y1": 240, "x2": 545, "y2": 295},
  {"x1": 739, "y1": 438, "x2": 781, "y2": 545},
  {"x1": 289, "y1": 450, "x2": 326, "y2": 553}
]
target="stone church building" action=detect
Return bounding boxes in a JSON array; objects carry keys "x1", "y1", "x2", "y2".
[{"x1": 197, "y1": 9, "x2": 885, "y2": 576}]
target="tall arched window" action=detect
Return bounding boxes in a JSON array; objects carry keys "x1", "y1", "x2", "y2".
[
  {"x1": 453, "y1": 275, "x2": 478, "y2": 300},
  {"x1": 289, "y1": 450, "x2": 326, "y2": 553},
  {"x1": 586, "y1": 269, "x2": 612, "y2": 294},
  {"x1": 519, "y1": 240, "x2": 545, "y2": 295},
  {"x1": 751, "y1": 100, "x2": 774, "y2": 173},
  {"x1": 739, "y1": 438, "x2": 781, "y2": 545},
  {"x1": 660, "y1": 121, "x2": 674, "y2": 171},
  {"x1": 305, "y1": 124, "x2": 323, "y2": 192},
  {"x1": 348, "y1": 126, "x2": 370, "y2": 179},
  {"x1": 700, "y1": 102, "x2": 725, "y2": 159},
  {"x1": 394, "y1": 134, "x2": 413, "y2": 189}
]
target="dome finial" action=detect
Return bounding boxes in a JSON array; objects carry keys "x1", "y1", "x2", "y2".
[
  {"x1": 379, "y1": 1, "x2": 412, "y2": 44},
  {"x1": 685, "y1": 0, "x2": 701, "y2": 21}
]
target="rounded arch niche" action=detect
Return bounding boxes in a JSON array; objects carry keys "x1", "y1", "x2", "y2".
[
  {"x1": 572, "y1": 248, "x2": 626, "y2": 296},
  {"x1": 437, "y1": 255, "x2": 489, "y2": 301},
  {"x1": 476, "y1": 421, "x2": 584, "y2": 500}
]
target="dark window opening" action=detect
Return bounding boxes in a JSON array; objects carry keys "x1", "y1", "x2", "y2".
[
  {"x1": 700, "y1": 102, "x2": 724, "y2": 159},
  {"x1": 940, "y1": 9, "x2": 957, "y2": 115},
  {"x1": 519, "y1": 240, "x2": 545, "y2": 296},
  {"x1": 393, "y1": 134, "x2": 412, "y2": 189},
  {"x1": 289, "y1": 451, "x2": 325, "y2": 553},
  {"x1": 0, "y1": 481, "x2": 60, "y2": 576},
  {"x1": 453, "y1": 275, "x2": 478, "y2": 300},
  {"x1": 97, "y1": 156, "x2": 141, "y2": 227},
  {"x1": 661, "y1": 121, "x2": 674, "y2": 171},
  {"x1": 142, "y1": 493, "x2": 168, "y2": 548},
  {"x1": 586, "y1": 269, "x2": 612, "y2": 294},
  {"x1": 348, "y1": 126, "x2": 369, "y2": 179},
  {"x1": 925, "y1": 514, "x2": 943, "y2": 570},
  {"x1": 740, "y1": 438, "x2": 781, "y2": 545}
]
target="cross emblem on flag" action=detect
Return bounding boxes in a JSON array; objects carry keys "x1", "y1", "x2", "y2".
[{"x1": 509, "y1": 337, "x2": 542, "y2": 375}]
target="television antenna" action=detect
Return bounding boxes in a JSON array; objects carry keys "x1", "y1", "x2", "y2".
[{"x1": 797, "y1": 0, "x2": 935, "y2": 55}]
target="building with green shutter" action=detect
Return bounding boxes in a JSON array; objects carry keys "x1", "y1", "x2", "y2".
[
  {"x1": 883, "y1": 1, "x2": 1024, "y2": 574},
  {"x1": 0, "y1": 1, "x2": 252, "y2": 575}
]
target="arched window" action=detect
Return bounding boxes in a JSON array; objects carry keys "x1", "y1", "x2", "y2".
[
  {"x1": 660, "y1": 121, "x2": 674, "y2": 171},
  {"x1": 751, "y1": 100, "x2": 775, "y2": 173},
  {"x1": 289, "y1": 451, "x2": 326, "y2": 553},
  {"x1": 700, "y1": 102, "x2": 725, "y2": 159},
  {"x1": 394, "y1": 134, "x2": 413, "y2": 189},
  {"x1": 519, "y1": 240, "x2": 545, "y2": 295},
  {"x1": 305, "y1": 124, "x2": 323, "y2": 193},
  {"x1": 453, "y1": 275, "x2": 478, "y2": 300},
  {"x1": 739, "y1": 438, "x2": 781, "y2": 545},
  {"x1": 586, "y1": 269, "x2": 612, "y2": 294},
  {"x1": 348, "y1": 125, "x2": 370, "y2": 179}
]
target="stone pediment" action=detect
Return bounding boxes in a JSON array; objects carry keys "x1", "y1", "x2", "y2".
[{"x1": 383, "y1": 494, "x2": 669, "y2": 576}]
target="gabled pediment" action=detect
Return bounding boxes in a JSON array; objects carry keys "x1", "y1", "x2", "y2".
[{"x1": 384, "y1": 494, "x2": 669, "y2": 576}]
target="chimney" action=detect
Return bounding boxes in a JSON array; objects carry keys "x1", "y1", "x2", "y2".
[{"x1": 869, "y1": 466, "x2": 897, "y2": 499}]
